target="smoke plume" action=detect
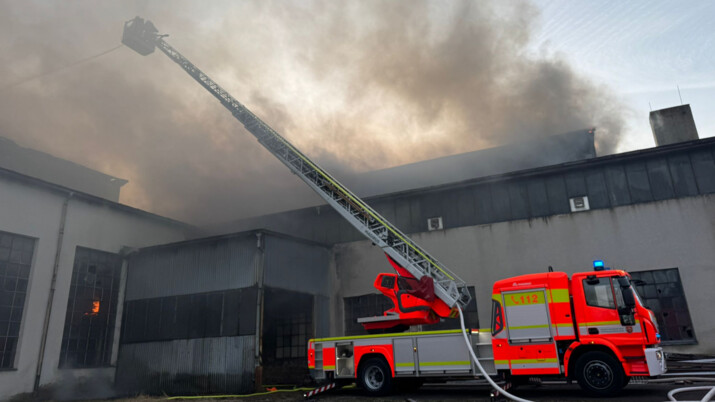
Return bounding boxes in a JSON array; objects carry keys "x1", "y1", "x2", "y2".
[{"x1": 0, "y1": 0, "x2": 626, "y2": 225}]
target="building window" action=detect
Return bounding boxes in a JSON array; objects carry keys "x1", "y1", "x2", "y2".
[
  {"x1": 59, "y1": 247, "x2": 122, "y2": 368},
  {"x1": 630, "y1": 268, "x2": 696, "y2": 345},
  {"x1": 343, "y1": 293, "x2": 394, "y2": 336},
  {"x1": 274, "y1": 312, "x2": 311, "y2": 359},
  {"x1": 263, "y1": 288, "x2": 313, "y2": 361},
  {"x1": 0, "y1": 231, "x2": 35, "y2": 369}
]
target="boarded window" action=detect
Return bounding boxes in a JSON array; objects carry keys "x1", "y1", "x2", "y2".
[
  {"x1": 0, "y1": 231, "x2": 35, "y2": 369},
  {"x1": 630, "y1": 268, "x2": 696, "y2": 345}
]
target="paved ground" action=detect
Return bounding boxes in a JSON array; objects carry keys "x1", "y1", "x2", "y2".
[
  {"x1": 314, "y1": 382, "x2": 715, "y2": 401},
  {"x1": 110, "y1": 381, "x2": 714, "y2": 402}
]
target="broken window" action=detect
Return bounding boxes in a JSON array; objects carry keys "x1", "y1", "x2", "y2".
[{"x1": 630, "y1": 268, "x2": 696, "y2": 344}]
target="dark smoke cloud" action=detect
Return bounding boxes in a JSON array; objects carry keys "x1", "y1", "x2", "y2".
[{"x1": 0, "y1": 0, "x2": 626, "y2": 226}]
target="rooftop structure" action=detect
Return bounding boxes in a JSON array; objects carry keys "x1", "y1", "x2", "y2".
[
  {"x1": 0, "y1": 136, "x2": 127, "y2": 201},
  {"x1": 650, "y1": 104, "x2": 699, "y2": 147}
]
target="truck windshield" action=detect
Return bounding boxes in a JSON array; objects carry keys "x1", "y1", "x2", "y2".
[
  {"x1": 613, "y1": 276, "x2": 643, "y2": 307},
  {"x1": 631, "y1": 285, "x2": 644, "y2": 307},
  {"x1": 613, "y1": 276, "x2": 637, "y2": 325}
]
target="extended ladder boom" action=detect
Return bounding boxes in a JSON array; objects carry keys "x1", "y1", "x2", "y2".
[{"x1": 122, "y1": 17, "x2": 471, "y2": 310}]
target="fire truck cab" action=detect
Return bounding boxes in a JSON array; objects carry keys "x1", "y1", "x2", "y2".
[{"x1": 491, "y1": 267, "x2": 666, "y2": 396}]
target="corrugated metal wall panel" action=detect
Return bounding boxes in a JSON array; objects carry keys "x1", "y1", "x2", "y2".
[
  {"x1": 646, "y1": 158, "x2": 676, "y2": 200},
  {"x1": 125, "y1": 236, "x2": 258, "y2": 300},
  {"x1": 263, "y1": 235, "x2": 330, "y2": 296},
  {"x1": 690, "y1": 149, "x2": 715, "y2": 193},
  {"x1": 625, "y1": 161, "x2": 654, "y2": 203},
  {"x1": 116, "y1": 336, "x2": 255, "y2": 395},
  {"x1": 585, "y1": 169, "x2": 609, "y2": 209},
  {"x1": 214, "y1": 143, "x2": 715, "y2": 244},
  {"x1": 668, "y1": 153, "x2": 699, "y2": 196}
]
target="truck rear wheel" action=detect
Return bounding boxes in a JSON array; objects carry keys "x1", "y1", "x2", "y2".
[
  {"x1": 575, "y1": 351, "x2": 626, "y2": 397},
  {"x1": 358, "y1": 357, "x2": 393, "y2": 396}
]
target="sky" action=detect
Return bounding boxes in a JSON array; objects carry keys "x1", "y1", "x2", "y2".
[
  {"x1": 0, "y1": 1, "x2": 713, "y2": 226},
  {"x1": 530, "y1": 0, "x2": 715, "y2": 151}
]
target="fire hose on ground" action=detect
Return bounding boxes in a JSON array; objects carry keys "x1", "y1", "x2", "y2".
[{"x1": 457, "y1": 304, "x2": 533, "y2": 402}]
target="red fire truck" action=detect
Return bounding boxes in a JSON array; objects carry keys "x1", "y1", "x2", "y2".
[
  {"x1": 308, "y1": 265, "x2": 666, "y2": 397},
  {"x1": 122, "y1": 18, "x2": 666, "y2": 398}
]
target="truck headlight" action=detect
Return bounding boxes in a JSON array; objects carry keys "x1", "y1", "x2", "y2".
[{"x1": 656, "y1": 350, "x2": 663, "y2": 360}]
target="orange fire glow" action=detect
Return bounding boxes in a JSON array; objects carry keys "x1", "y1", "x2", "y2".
[{"x1": 85, "y1": 300, "x2": 100, "y2": 316}]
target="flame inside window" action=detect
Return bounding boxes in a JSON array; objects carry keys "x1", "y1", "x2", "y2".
[{"x1": 85, "y1": 300, "x2": 100, "y2": 316}]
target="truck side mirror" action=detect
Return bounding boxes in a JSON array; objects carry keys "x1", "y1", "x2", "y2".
[{"x1": 622, "y1": 287, "x2": 636, "y2": 308}]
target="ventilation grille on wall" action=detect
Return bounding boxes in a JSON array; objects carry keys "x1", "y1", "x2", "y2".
[
  {"x1": 569, "y1": 196, "x2": 590, "y2": 212},
  {"x1": 427, "y1": 216, "x2": 443, "y2": 231}
]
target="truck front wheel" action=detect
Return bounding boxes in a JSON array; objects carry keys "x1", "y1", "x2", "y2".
[
  {"x1": 358, "y1": 357, "x2": 393, "y2": 395},
  {"x1": 575, "y1": 351, "x2": 626, "y2": 397}
]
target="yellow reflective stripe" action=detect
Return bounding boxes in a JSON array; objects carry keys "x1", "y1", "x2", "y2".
[
  {"x1": 420, "y1": 361, "x2": 470, "y2": 366},
  {"x1": 494, "y1": 360, "x2": 509, "y2": 365},
  {"x1": 510, "y1": 358, "x2": 559, "y2": 364},
  {"x1": 492, "y1": 294, "x2": 501, "y2": 302},
  {"x1": 273, "y1": 136, "x2": 454, "y2": 280},
  {"x1": 324, "y1": 365, "x2": 335, "y2": 370},
  {"x1": 396, "y1": 362, "x2": 414, "y2": 367},
  {"x1": 504, "y1": 291, "x2": 545, "y2": 306},
  {"x1": 556, "y1": 323, "x2": 573, "y2": 328},
  {"x1": 311, "y1": 329, "x2": 465, "y2": 342},
  {"x1": 549, "y1": 289, "x2": 570, "y2": 303},
  {"x1": 579, "y1": 321, "x2": 618, "y2": 327},
  {"x1": 508, "y1": 324, "x2": 550, "y2": 330}
]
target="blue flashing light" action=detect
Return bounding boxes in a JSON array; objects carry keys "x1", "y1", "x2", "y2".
[{"x1": 593, "y1": 260, "x2": 605, "y2": 270}]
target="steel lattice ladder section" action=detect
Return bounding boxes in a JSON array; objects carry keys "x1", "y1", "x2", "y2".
[{"x1": 150, "y1": 37, "x2": 470, "y2": 309}]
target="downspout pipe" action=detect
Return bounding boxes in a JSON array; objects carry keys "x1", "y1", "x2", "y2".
[
  {"x1": 254, "y1": 232, "x2": 266, "y2": 391},
  {"x1": 34, "y1": 191, "x2": 73, "y2": 392}
]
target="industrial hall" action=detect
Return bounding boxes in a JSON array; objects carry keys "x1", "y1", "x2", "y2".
[{"x1": 0, "y1": 103, "x2": 714, "y2": 399}]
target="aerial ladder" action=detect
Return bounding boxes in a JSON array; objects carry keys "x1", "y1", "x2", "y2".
[{"x1": 121, "y1": 17, "x2": 471, "y2": 331}]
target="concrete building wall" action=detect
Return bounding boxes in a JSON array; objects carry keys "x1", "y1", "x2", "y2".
[
  {"x1": 0, "y1": 174, "x2": 188, "y2": 400},
  {"x1": 332, "y1": 195, "x2": 715, "y2": 354}
]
